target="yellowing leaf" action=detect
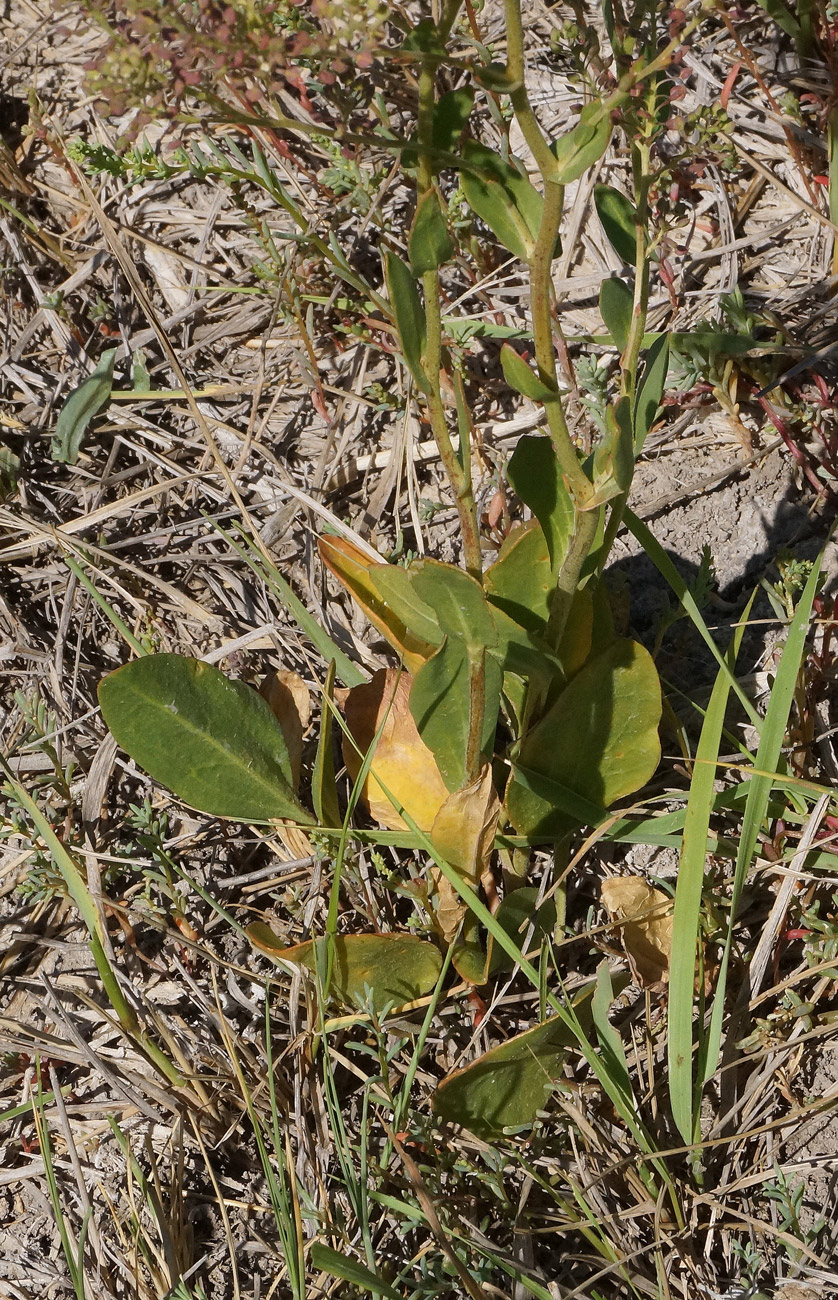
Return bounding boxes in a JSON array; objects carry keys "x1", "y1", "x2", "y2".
[
  {"x1": 259, "y1": 669, "x2": 311, "y2": 790},
  {"x1": 319, "y1": 535, "x2": 436, "y2": 673},
  {"x1": 601, "y1": 876, "x2": 673, "y2": 987},
  {"x1": 428, "y1": 764, "x2": 499, "y2": 952},
  {"x1": 342, "y1": 668, "x2": 449, "y2": 831},
  {"x1": 247, "y1": 926, "x2": 443, "y2": 1014},
  {"x1": 431, "y1": 764, "x2": 499, "y2": 885}
]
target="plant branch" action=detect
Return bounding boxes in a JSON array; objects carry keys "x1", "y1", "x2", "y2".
[{"x1": 417, "y1": 59, "x2": 483, "y2": 581}]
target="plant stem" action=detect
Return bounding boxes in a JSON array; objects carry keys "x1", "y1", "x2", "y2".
[
  {"x1": 505, "y1": 0, "x2": 598, "y2": 658},
  {"x1": 598, "y1": 136, "x2": 652, "y2": 572},
  {"x1": 465, "y1": 648, "x2": 487, "y2": 782},
  {"x1": 417, "y1": 59, "x2": 483, "y2": 582}
]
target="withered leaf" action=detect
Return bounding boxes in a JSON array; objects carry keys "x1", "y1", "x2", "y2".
[
  {"x1": 259, "y1": 669, "x2": 311, "y2": 790},
  {"x1": 342, "y1": 667, "x2": 448, "y2": 832},
  {"x1": 601, "y1": 876, "x2": 673, "y2": 987}
]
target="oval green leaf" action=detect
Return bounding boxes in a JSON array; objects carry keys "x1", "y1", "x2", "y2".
[
  {"x1": 409, "y1": 189, "x2": 454, "y2": 275},
  {"x1": 52, "y1": 348, "x2": 117, "y2": 465},
  {"x1": 249, "y1": 929, "x2": 443, "y2": 1014},
  {"x1": 384, "y1": 251, "x2": 430, "y2": 393},
  {"x1": 499, "y1": 345, "x2": 557, "y2": 402},
  {"x1": 505, "y1": 638, "x2": 661, "y2": 839},
  {"x1": 99, "y1": 653, "x2": 313, "y2": 823},
  {"x1": 634, "y1": 333, "x2": 670, "y2": 454},
  {"x1": 410, "y1": 559, "x2": 498, "y2": 651},
  {"x1": 489, "y1": 887, "x2": 559, "y2": 976},
  {"x1": 599, "y1": 276, "x2": 634, "y2": 354},
  {"x1": 552, "y1": 103, "x2": 612, "y2": 185},
  {"x1": 594, "y1": 183, "x2": 638, "y2": 266},
  {"x1": 507, "y1": 436, "x2": 574, "y2": 573},
  {"x1": 485, "y1": 520, "x2": 552, "y2": 632},
  {"x1": 433, "y1": 985, "x2": 596, "y2": 1138},
  {"x1": 410, "y1": 638, "x2": 502, "y2": 792},
  {"x1": 460, "y1": 140, "x2": 543, "y2": 262}
]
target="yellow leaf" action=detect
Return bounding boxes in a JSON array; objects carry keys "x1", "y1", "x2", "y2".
[
  {"x1": 319, "y1": 535, "x2": 435, "y2": 674},
  {"x1": 342, "y1": 667, "x2": 449, "y2": 832},
  {"x1": 428, "y1": 766, "x2": 499, "y2": 947},
  {"x1": 431, "y1": 764, "x2": 499, "y2": 885},
  {"x1": 601, "y1": 876, "x2": 673, "y2": 987}
]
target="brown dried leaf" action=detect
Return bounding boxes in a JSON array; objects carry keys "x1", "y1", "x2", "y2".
[
  {"x1": 429, "y1": 866, "x2": 466, "y2": 946},
  {"x1": 260, "y1": 669, "x2": 311, "y2": 790},
  {"x1": 601, "y1": 876, "x2": 673, "y2": 987},
  {"x1": 342, "y1": 667, "x2": 449, "y2": 832}
]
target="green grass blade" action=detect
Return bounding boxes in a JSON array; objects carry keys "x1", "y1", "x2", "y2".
[
  {"x1": 310, "y1": 1244, "x2": 401, "y2": 1300},
  {"x1": 702, "y1": 552, "x2": 824, "y2": 1087},
  {"x1": 1, "y1": 763, "x2": 183, "y2": 1085},
  {"x1": 212, "y1": 519, "x2": 366, "y2": 687},
  {"x1": 667, "y1": 595, "x2": 753, "y2": 1142},
  {"x1": 64, "y1": 555, "x2": 149, "y2": 657}
]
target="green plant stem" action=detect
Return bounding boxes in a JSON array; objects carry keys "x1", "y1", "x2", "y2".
[
  {"x1": 598, "y1": 138, "x2": 652, "y2": 571},
  {"x1": 545, "y1": 506, "x2": 599, "y2": 650},
  {"x1": 437, "y1": 0, "x2": 465, "y2": 42},
  {"x1": 503, "y1": 0, "x2": 560, "y2": 181},
  {"x1": 416, "y1": 59, "x2": 483, "y2": 583},
  {"x1": 503, "y1": 0, "x2": 602, "y2": 663}
]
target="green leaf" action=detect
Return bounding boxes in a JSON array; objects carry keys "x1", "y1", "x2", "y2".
[
  {"x1": 410, "y1": 559, "x2": 497, "y2": 652},
  {"x1": 409, "y1": 188, "x2": 454, "y2": 274},
  {"x1": 368, "y1": 564, "x2": 443, "y2": 648},
  {"x1": 499, "y1": 344, "x2": 557, "y2": 401},
  {"x1": 432, "y1": 86, "x2": 475, "y2": 153},
  {"x1": 752, "y1": 0, "x2": 802, "y2": 40},
  {"x1": 489, "y1": 887, "x2": 558, "y2": 975},
  {"x1": 633, "y1": 333, "x2": 670, "y2": 453},
  {"x1": 505, "y1": 638, "x2": 661, "y2": 838},
  {"x1": 248, "y1": 929, "x2": 443, "y2": 1014},
  {"x1": 131, "y1": 349, "x2": 151, "y2": 391},
  {"x1": 451, "y1": 913, "x2": 491, "y2": 985},
  {"x1": 551, "y1": 102, "x2": 612, "y2": 184},
  {"x1": 703, "y1": 556, "x2": 823, "y2": 1095},
  {"x1": 460, "y1": 140, "x2": 543, "y2": 262},
  {"x1": 591, "y1": 961, "x2": 634, "y2": 1105},
  {"x1": 594, "y1": 184, "x2": 638, "y2": 265},
  {"x1": 99, "y1": 653, "x2": 313, "y2": 823},
  {"x1": 599, "y1": 277, "x2": 634, "y2": 353},
  {"x1": 507, "y1": 436, "x2": 574, "y2": 573},
  {"x1": 309, "y1": 1244, "x2": 401, "y2": 1300},
  {"x1": 401, "y1": 17, "x2": 447, "y2": 58},
  {"x1": 319, "y1": 534, "x2": 436, "y2": 674},
  {"x1": 589, "y1": 396, "x2": 633, "y2": 506},
  {"x1": 313, "y1": 662, "x2": 341, "y2": 828},
  {"x1": 485, "y1": 520, "x2": 552, "y2": 632},
  {"x1": 410, "y1": 638, "x2": 503, "y2": 791},
  {"x1": 51, "y1": 348, "x2": 117, "y2": 464},
  {"x1": 433, "y1": 985, "x2": 596, "y2": 1137},
  {"x1": 384, "y1": 251, "x2": 429, "y2": 392}
]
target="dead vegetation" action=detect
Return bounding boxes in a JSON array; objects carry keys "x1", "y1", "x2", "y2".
[{"x1": 1, "y1": 1, "x2": 838, "y2": 1298}]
